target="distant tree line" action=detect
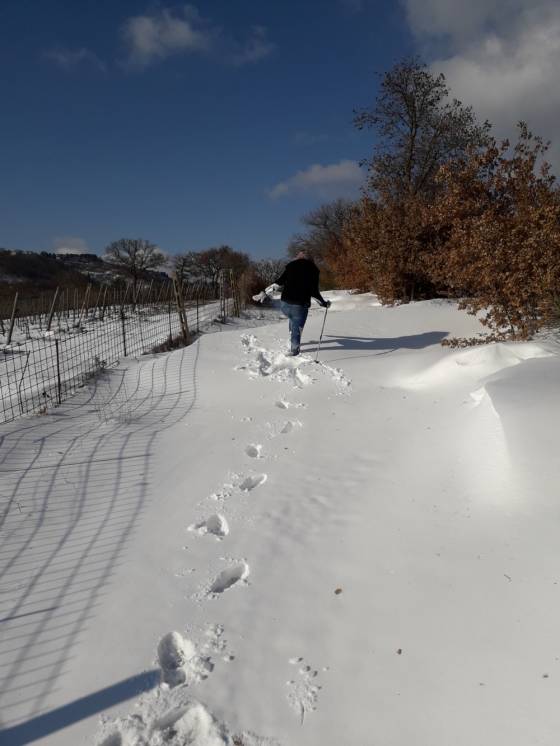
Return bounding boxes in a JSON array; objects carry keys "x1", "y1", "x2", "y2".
[{"x1": 1, "y1": 241, "x2": 288, "y2": 308}]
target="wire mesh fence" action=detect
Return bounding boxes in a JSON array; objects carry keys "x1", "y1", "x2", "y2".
[{"x1": 0, "y1": 271, "x2": 244, "y2": 424}]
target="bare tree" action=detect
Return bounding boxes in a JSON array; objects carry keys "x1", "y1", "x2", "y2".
[
  {"x1": 287, "y1": 199, "x2": 354, "y2": 287},
  {"x1": 173, "y1": 252, "x2": 204, "y2": 286},
  {"x1": 252, "y1": 258, "x2": 286, "y2": 286},
  {"x1": 355, "y1": 57, "x2": 491, "y2": 199},
  {"x1": 104, "y1": 238, "x2": 166, "y2": 302},
  {"x1": 173, "y1": 246, "x2": 251, "y2": 296}
]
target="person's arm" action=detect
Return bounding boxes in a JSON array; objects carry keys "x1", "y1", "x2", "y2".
[
  {"x1": 274, "y1": 269, "x2": 287, "y2": 287},
  {"x1": 252, "y1": 274, "x2": 283, "y2": 303},
  {"x1": 310, "y1": 268, "x2": 330, "y2": 307}
]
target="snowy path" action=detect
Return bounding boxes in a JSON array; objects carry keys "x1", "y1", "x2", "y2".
[{"x1": 2, "y1": 296, "x2": 560, "y2": 745}]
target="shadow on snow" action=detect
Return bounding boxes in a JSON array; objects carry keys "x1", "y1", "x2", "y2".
[
  {"x1": 302, "y1": 330, "x2": 448, "y2": 357},
  {"x1": 0, "y1": 670, "x2": 160, "y2": 745},
  {"x1": 0, "y1": 343, "x2": 199, "y2": 742}
]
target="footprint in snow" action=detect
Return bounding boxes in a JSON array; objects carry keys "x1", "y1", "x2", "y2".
[
  {"x1": 275, "y1": 399, "x2": 307, "y2": 410},
  {"x1": 202, "y1": 623, "x2": 236, "y2": 663},
  {"x1": 209, "y1": 561, "x2": 250, "y2": 595},
  {"x1": 239, "y1": 473, "x2": 267, "y2": 491},
  {"x1": 188, "y1": 514, "x2": 229, "y2": 540},
  {"x1": 245, "y1": 444, "x2": 262, "y2": 458},
  {"x1": 209, "y1": 481, "x2": 234, "y2": 501},
  {"x1": 157, "y1": 631, "x2": 212, "y2": 687},
  {"x1": 280, "y1": 420, "x2": 303, "y2": 435},
  {"x1": 286, "y1": 656, "x2": 322, "y2": 724}
]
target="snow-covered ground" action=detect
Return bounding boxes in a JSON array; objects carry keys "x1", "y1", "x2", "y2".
[{"x1": 2, "y1": 292, "x2": 560, "y2": 746}]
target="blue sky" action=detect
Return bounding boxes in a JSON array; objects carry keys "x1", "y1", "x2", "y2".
[
  {"x1": 3, "y1": 1, "x2": 558, "y2": 260},
  {"x1": 0, "y1": 0, "x2": 414, "y2": 259}
]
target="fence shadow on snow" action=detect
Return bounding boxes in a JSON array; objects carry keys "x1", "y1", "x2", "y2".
[{"x1": 0, "y1": 341, "x2": 199, "y2": 742}]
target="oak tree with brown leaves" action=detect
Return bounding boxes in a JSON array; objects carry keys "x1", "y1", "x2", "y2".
[{"x1": 426, "y1": 123, "x2": 560, "y2": 341}]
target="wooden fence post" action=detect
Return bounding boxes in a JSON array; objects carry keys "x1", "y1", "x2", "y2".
[
  {"x1": 173, "y1": 276, "x2": 190, "y2": 345},
  {"x1": 91, "y1": 286, "x2": 102, "y2": 321},
  {"x1": 55, "y1": 340, "x2": 62, "y2": 404},
  {"x1": 46, "y1": 287, "x2": 60, "y2": 332},
  {"x1": 120, "y1": 284, "x2": 131, "y2": 356},
  {"x1": 99, "y1": 286, "x2": 108, "y2": 321},
  {"x1": 6, "y1": 292, "x2": 19, "y2": 345},
  {"x1": 76, "y1": 285, "x2": 91, "y2": 328}
]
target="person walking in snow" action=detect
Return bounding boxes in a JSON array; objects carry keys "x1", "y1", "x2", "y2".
[{"x1": 254, "y1": 251, "x2": 330, "y2": 356}]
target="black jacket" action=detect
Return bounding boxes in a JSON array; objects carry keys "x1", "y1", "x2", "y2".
[{"x1": 274, "y1": 258, "x2": 327, "y2": 308}]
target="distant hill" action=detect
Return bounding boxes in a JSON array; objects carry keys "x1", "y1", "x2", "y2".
[
  {"x1": 0, "y1": 249, "x2": 169, "y2": 301},
  {"x1": 0, "y1": 249, "x2": 88, "y2": 298}
]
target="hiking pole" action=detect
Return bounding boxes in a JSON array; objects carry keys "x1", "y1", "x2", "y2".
[{"x1": 314, "y1": 306, "x2": 328, "y2": 363}]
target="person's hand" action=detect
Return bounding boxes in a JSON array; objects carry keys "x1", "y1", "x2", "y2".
[{"x1": 322, "y1": 300, "x2": 331, "y2": 309}]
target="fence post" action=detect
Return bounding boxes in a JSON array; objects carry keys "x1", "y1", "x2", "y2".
[
  {"x1": 168, "y1": 297, "x2": 172, "y2": 341},
  {"x1": 119, "y1": 284, "x2": 132, "y2": 356},
  {"x1": 55, "y1": 339, "x2": 62, "y2": 404},
  {"x1": 76, "y1": 285, "x2": 91, "y2": 328},
  {"x1": 173, "y1": 276, "x2": 190, "y2": 345},
  {"x1": 219, "y1": 270, "x2": 225, "y2": 323},
  {"x1": 121, "y1": 308, "x2": 127, "y2": 356},
  {"x1": 99, "y1": 286, "x2": 108, "y2": 321},
  {"x1": 17, "y1": 351, "x2": 31, "y2": 414},
  {"x1": 91, "y1": 286, "x2": 103, "y2": 321},
  {"x1": 46, "y1": 286, "x2": 60, "y2": 332},
  {"x1": 6, "y1": 292, "x2": 18, "y2": 345}
]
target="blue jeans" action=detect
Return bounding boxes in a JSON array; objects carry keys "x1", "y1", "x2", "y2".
[{"x1": 281, "y1": 302, "x2": 309, "y2": 353}]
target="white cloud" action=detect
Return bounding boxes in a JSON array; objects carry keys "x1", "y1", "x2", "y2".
[
  {"x1": 53, "y1": 236, "x2": 89, "y2": 255},
  {"x1": 230, "y1": 26, "x2": 275, "y2": 66},
  {"x1": 45, "y1": 47, "x2": 106, "y2": 71},
  {"x1": 403, "y1": 0, "x2": 560, "y2": 164},
  {"x1": 403, "y1": 0, "x2": 528, "y2": 42},
  {"x1": 268, "y1": 160, "x2": 363, "y2": 199},
  {"x1": 122, "y1": 6, "x2": 212, "y2": 69},
  {"x1": 122, "y1": 5, "x2": 274, "y2": 69}
]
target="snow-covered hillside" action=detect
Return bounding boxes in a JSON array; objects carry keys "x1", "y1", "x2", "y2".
[{"x1": 1, "y1": 293, "x2": 560, "y2": 746}]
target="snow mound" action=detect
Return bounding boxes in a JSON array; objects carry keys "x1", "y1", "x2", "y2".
[
  {"x1": 400, "y1": 342, "x2": 555, "y2": 389},
  {"x1": 95, "y1": 685, "x2": 280, "y2": 746},
  {"x1": 157, "y1": 631, "x2": 212, "y2": 687}
]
